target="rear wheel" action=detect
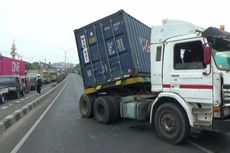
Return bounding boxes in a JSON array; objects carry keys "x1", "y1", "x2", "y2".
[
  {"x1": 108, "y1": 96, "x2": 121, "y2": 122},
  {"x1": 154, "y1": 103, "x2": 190, "y2": 144},
  {"x1": 79, "y1": 94, "x2": 95, "y2": 118},
  {"x1": 94, "y1": 96, "x2": 114, "y2": 124}
]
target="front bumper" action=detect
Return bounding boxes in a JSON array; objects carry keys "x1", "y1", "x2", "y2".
[{"x1": 213, "y1": 119, "x2": 230, "y2": 132}]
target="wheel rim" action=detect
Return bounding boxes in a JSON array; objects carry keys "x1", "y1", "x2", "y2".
[
  {"x1": 81, "y1": 100, "x2": 88, "y2": 114},
  {"x1": 97, "y1": 103, "x2": 105, "y2": 117},
  {"x1": 160, "y1": 113, "x2": 177, "y2": 135}
]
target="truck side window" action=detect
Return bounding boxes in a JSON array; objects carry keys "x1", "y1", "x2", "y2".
[
  {"x1": 156, "y1": 46, "x2": 162, "y2": 61},
  {"x1": 174, "y1": 41, "x2": 205, "y2": 69}
]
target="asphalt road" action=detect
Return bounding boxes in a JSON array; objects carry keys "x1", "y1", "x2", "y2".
[{"x1": 1, "y1": 73, "x2": 230, "y2": 153}]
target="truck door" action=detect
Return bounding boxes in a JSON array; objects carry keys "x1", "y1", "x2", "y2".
[{"x1": 163, "y1": 39, "x2": 213, "y2": 104}]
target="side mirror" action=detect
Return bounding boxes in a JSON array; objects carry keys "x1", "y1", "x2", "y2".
[{"x1": 203, "y1": 43, "x2": 212, "y2": 65}]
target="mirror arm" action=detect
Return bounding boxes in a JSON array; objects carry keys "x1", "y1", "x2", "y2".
[{"x1": 203, "y1": 64, "x2": 211, "y2": 75}]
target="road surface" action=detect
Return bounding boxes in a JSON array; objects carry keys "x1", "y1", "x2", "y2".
[{"x1": 0, "y1": 73, "x2": 229, "y2": 153}]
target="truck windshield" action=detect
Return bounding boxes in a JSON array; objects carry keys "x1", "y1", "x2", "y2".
[
  {"x1": 208, "y1": 38, "x2": 230, "y2": 70},
  {"x1": 203, "y1": 27, "x2": 230, "y2": 71}
]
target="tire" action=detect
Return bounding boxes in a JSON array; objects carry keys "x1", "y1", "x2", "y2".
[
  {"x1": 154, "y1": 103, "x2": 190, "y2": 144},
  {"x1": 0, "y1": 95, "x2": 5, "y2": 103},
  {"x1": 79, "y1": 94, "x2": 95, "y2": 118},
  {"x1": 108, "y1": 96, "x2": 121, "y2": 122},
  {"x1": 94, "y1": 97, "x2": 114, "y2": 124}
]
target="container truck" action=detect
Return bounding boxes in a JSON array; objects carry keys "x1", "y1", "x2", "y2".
[
  {"x1": 74, "y1": 10, "x2": 230, "y2": 144},
  {"x1": 0, "y1": 56, "x2": 26, "y2": 76}
]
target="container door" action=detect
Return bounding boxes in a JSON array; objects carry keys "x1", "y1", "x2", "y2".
[
  {"x1": 86, "y1": 26, "x2": 106, "y2": 84},
  {"x1": 76, "y1": 28, "x2": 106, "y2": 87},
  {"x1": 101, "y1": 15, "x2": 132, "y2": 80}
]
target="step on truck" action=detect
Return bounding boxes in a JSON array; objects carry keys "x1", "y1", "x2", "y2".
[{"x1": 74, "y1": 10, "x2": 230, "y2": 144}]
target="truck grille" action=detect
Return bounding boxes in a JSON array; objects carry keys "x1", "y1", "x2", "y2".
[{"x1": 223, "y1": 88, "x2": 230, "y2": 104}]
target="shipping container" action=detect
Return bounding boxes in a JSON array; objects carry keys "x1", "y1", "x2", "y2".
[
  {"x1": 74, "y1": 10, "x2": 151, "y2": 91},
  {"x1": 0, "y1": 56, "x2": 26, "y2": 76}
]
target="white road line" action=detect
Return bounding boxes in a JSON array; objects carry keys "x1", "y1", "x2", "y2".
[
  {"x1": 187, "y1": 140, "x2": 215, "y2": 153},
  {"x1": 15, "y1": 101, "x2": 20, "y2": 103},
  {"x1": 9, "y1": 104, "x2": 13, "y2": 106},
  {"x1": 10, "y1": 81, "x2": 67, "y2": 153},
  {"x1": 25, "y1": 97, "x2": 29, "y2": 99},
  {"x1": 21, "y1": 99, "x2": 25, "y2": 101},
  {"x1": 28, "y1": 95, "x2": 32, "y2": 97},
  {"x1": 1, "y1": 106, "x2": 8, "y2": 110}
]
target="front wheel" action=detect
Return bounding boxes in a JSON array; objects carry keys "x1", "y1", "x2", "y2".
[{"x1": 154, "y1": 103, "x2": 190, "y2": 144}]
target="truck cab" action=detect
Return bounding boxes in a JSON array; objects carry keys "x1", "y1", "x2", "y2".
[{"x1": 150, "y1": 19, "x2": 230, "y2": 143}]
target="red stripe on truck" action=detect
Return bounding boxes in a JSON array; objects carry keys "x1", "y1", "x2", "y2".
[
  {"x1": 180, "y1": 85, "x2": 213, "y2": 89},
  {"x1": 163, "y1": 84, "x2": 213, "y2": 89}
]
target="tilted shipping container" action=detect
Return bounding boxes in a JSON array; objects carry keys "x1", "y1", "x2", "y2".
[{"x1": 74, "y1": 10, "x2": 151, "y2": 93}]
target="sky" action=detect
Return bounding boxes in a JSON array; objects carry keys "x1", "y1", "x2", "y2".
[{"x1": 0, "y1": 0, "x2": 229, "y2": 64}]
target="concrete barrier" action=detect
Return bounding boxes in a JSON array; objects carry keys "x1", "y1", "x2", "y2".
[{"x1": 0, "y1": 78, "x2": 67, "y2": 136}]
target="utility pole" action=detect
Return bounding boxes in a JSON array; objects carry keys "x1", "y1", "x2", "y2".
[
  {"x1": 58, "y1": 48, "x2": 73, "y2": 74},
  {"x1": 10, "y1": 39, "x2": 17, "y2": 59}
]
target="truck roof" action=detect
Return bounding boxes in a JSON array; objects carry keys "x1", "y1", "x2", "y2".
[{"x1": 151, "y1": 19, "x2": 204, "y2": 44}]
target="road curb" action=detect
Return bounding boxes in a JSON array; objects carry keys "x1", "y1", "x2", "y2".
[{"x1": 0, "y1": 78, "x2": 67, "y2": 136}]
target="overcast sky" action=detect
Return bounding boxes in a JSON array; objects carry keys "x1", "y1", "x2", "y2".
[{"x1": 0, "y1": 0, "x2": 229, "y2": 64}]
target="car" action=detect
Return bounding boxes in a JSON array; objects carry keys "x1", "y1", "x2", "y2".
[{"x1": 0, "y1": 75, "x2": 25, "y2": 99}]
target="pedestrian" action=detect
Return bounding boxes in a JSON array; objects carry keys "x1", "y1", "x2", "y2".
[{"x1": 36, "y1": 74, "x2": 42, "y2": 94}]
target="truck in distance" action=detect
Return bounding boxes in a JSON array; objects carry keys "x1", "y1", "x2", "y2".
[{"x1": 74, "y1": 10, "x2": 230, "y2": 144}]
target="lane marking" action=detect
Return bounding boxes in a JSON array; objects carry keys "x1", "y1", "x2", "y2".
[
  {"x1": 1, "y1": 106, "x2": 8, "y2": 109},
  {"x1": 10, "y1": 81, "x2": 67, "y2": 153},
  {"x1": 25, "y1": 97, "x2": 29, "y2": 99},
  {"x1": 9, "y1": 104, "x2": 13, "y2": 106},
  {"x1": 21, "y1": 99, "x2": 25, "y2": 101},
  {"x1": 15, "y1": 101, "x2": 20, "y2": 103},
  {"x1": 187, "y1": 140, "x2": 215, "y2": 153}
]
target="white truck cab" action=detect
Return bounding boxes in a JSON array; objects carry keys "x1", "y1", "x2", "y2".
[{"x1": 150, "y1": 19, "x2": 230, "y2": 143}]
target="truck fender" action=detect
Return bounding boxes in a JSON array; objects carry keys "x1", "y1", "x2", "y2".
[{"x1": 150, "y1": 92, "x2": 194, "y2": 127}]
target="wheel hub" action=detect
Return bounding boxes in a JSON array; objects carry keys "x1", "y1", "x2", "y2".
[{"x1": 160, "y1": 113, "x2": 177, "y2": 134}]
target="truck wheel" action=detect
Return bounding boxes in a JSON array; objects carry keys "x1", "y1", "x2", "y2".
[
  {"x1": 79, "y1": 94, "x2": 95, "y2": 118},
  {"x1": 108, "y1": 96, "x2": 121, "y2": 122},
  {"x1": 154, "y1": 103, "x2": 190, "y2": 144},
  {"x1": 94, "y1": 97, "x2": 114, "y2": 124},
  {"x1": 0, "y1": 95, "x2": 4, "y2": 103}
]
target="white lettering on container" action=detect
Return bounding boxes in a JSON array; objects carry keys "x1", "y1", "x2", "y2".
[
  {"x1": 80, "y1": 35, "x2": 90, "y2": 63},
  {"x1": 139, "y1": 37, "x2": 149, "y2": 53},
  {"x1": 116, "y1": 38, "x2": 125, "y2": 52},
  {"x1": 12, "y1": 62, "x2": 20, "y2": 72},
  {"x1": 107, "y1": 41, "x2": 115, "y2": 55}
]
